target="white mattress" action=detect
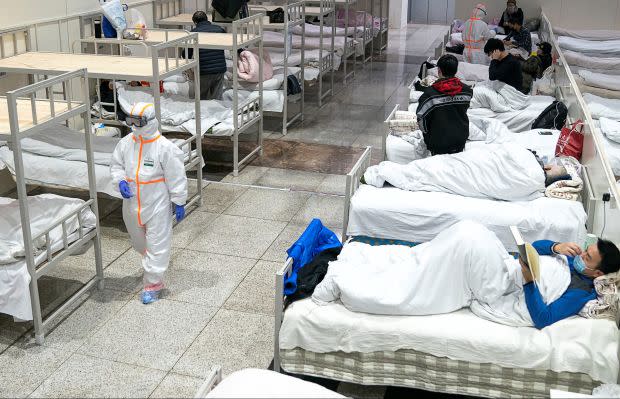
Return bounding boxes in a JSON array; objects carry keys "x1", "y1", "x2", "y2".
[
  {"x1": 564, "y1": 50, "x2": 620, "y2": 72},
  {"x1": 262, "y1": 31, "x2": 361, "y2": 57},
  {"x1": 578, "y1": 70, "x2": 620, "y2": 92},
  {"x1": 553, "y1": 27, "x2": 620, "y2": 41},
  {"x1": 291, "y1": 22, "x2": 362, "y2": 37},
  {"x1": 467, "y1": 95, "x2": 555, "y2": 132},
  {"x1": 584, "y1": 93, "x2": 620, "y2": 120},
  {"x1": 205, "y1": 369, "x2": 344, "y2": 398},
  {"x1": 347, "y1": 185, "x2": 587, "y2": 252},
  {"x1": 279, "y1": 298, "x2": 619, "y2": 384},
  {"x1": 558, "y1": 36, "x2": 620, "y2": 57}
]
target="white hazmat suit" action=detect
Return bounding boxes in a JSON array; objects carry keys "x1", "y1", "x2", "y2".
[
  {"x1": 462, "y1": 4, "x2": 495, "y2": 65},
  {"x1": 110, "y1": 118, "x2": 187, "y2": 292}
]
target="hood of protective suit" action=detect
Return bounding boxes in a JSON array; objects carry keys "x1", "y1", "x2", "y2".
[
  {"x1": 471, "y1": 3, "x2": 487, "y2": 20},
  {"x1": 132, "y1": 118, "x2": 160, "y2": 140}
]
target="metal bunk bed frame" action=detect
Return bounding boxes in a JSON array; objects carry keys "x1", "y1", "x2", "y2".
[
  {"x1": 1, "y1": 69, "x2": 104, "y2": 345},
  {"x1": 0, "y1": 28, "x2": 204, "y2": 210},
  {"x1": 305, "y1": 0, "x2": 336, "y2": 107},
  {"x1": 335, "y1": 0, "x2": 357, "y2": 84},
  {"x1": 248, "y1": 1, "x2": 306, "y2": 136}
]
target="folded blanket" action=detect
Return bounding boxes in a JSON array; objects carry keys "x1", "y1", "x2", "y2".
[
  {"x1": 579, "y1": 70, "x2": 620, "y2": 92},
  {"x1": 545, "y1": 157, "x2": 584, "y2": 201},
  {"x1": 585, "y1": 93, "x2": 620, "y2": 121},
  {"x1": 238, "y1": 49, "x2": 273, "y2": 83},
  {"x1": 471, "y1": 80, "x2": 529, "y2": 113},
  {"x1": 363, "y1": 143, "x2": 546, "y2": 202},
  {"x1": 600, "y1": 117, "x2": 620, "y2": 144},
  {"x1": 579, "y1": 274, "x2": 618, "y2": 321}
]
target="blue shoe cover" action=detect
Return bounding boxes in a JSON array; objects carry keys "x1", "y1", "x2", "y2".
[{"x1": 141, "y1": 290, "x2": 160, "y2": 304}]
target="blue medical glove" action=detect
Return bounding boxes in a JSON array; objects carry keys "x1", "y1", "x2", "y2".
[
  {"x1": 174, "y1": 204, "x2": 185, "y2": 222},
  {"x1": 119, "y1": 180, "x2": 133, "y2": 199}
]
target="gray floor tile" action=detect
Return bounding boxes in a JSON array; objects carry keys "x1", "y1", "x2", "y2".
[
  {"x1": 224, "y1": 188, "x2": 309, "y2": 222},
  {"x1": 316, "y1": 174, "x2": 347, "y2": 196},
  {"x1": 78, "y1": 298, "x2": 217, "y2": 371},
  {"x1": 101, "y1": 249, "x2": 144, "y2": 294},
  {"x1": 45, "y1": 246, "x2": 108, "y2": 285},
  {"x1": 188, "y1": 214, "x2": 286, "y2": 259},
  {"x1": 198, "y1": 183, "x2": 247, "y2": 214},
  {"x1": 173, "y1": 309, "x2": 274, "y2": 378},
  {"x1": 0, "y1": 317, "x2": 29, "y2": 354},
  {"x1": 149, "y1": 372, "x2": 203, "y2": 398},
  {"x1": 172, "y1": 211, "x2": 219, "y2": 249},
  {"x1": 292, "y1": 195, "x2": 345, "y2": 229},
  {"x1": 31, "y1": 354, "x2": 166, "y2": 398},
  {"x1": 165, "y1": 249, "x2": 256, "y2": 307},
  {"x1": 0, "y1": 345, "x2": 70, "y2": 398},
  {"x1": 221, "y1": 166, "x2": 269, "y2": 185},
  {"x1": 254, "y1": 168, "x2": 327, "y2": 192},
  {"x1": 42, "y1": 289, "x2": 132, "y2": 353},
  {"x1": 223, "y1": 260, "x2": 281, "y2": 315},
  {"x1": 261, "y1": 223, "x2": 308, "y2": 263},
  {"x1": 352, "y1": 134, "x2": 384, "y2": 150}
]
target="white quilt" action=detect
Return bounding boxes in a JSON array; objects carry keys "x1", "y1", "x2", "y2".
[
  {"x1": 468, "y1": 95, "x2": 555, "y2": 132},
  {"x1": 470, "y1": 80, "x2": 529, "y2": 113},
  {"x1": 584, "y1": 93, "x2": 620, "y2": 121},
  {"x1": 579, "y1": 70, "x2": 620, "y2": 92},
  {"x1": 427, "y1": 60, "x2": 489, "y2": 82},
  {"x1": 280, "y1": 299, "x2": 618, "y2": 384},
  {"x1": 558, "y1": 36, "x2": 620, "y2": 56},
  {"x1": 553, "y1": 27, "x2": 620, "y2": 41},
  {"x1": 365, "y1": 144, "x2": 545, "y2": 201},
  {"x1": 451, "y1": 32, "x2": 540, "y2": 47},
  {"x1": 346, "y1": 185, "x2": 587, "y2": 251},
  {"x1": 262, "y1": 31, "x2": 360, "y2": 56},
  {"x1": 564, "y1": 50, "x2": 620, "y2": 72}
]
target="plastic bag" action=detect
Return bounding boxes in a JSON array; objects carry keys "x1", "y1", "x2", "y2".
[
  {"x1": 100, "y1": 0, "x2": 127, "y2": 34},
  {"x1": 125, "y1": 8, "x2": 148, "y2": 39}
]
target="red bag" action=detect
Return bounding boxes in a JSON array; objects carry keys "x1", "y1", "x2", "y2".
[{"x1": 555, "y1": 120, "x2": 584, "y2": 159}]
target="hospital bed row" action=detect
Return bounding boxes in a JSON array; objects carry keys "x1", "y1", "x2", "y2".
[
  {"x1": 269, "y1": 12, "x2": 620, "y2": 398},
  {"x1": 0, "y1": 70, "x2": 105, "y2": 345}
]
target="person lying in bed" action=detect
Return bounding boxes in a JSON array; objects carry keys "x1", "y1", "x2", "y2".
[
  {"x1": 312, "y1": 220, "x2": 620, "y2": 329},
  {"x1": 416, "y1": 54, "x2": 473, "y2": 155}
]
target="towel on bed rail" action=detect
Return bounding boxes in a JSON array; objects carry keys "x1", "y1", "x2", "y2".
[
  {"x1": 364, "y1": 143, "x2": 545, "y2": 201},
  {"x1": 470, "y1": 80, "x2": 529, "y2": 113}
]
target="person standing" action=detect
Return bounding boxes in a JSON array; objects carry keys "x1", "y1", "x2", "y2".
[
  {"x1": 485, "y1": 38, "x2": 523, "y2": 92},
  {"x1": 416, "y1": 55, "x2": 473, "y2": 156},
  {"x1": 498, "y1": 0, "x2": 524, "y2": 35},
  {"x1": 110, "y1": 106, "x2": 187, "y2": 304},
  {"x1": 462, "y1": 4, "x2": 495, "y2": 65},
  {"x1": 188, "y1": 11, "x2": 227, "y2": 100}
]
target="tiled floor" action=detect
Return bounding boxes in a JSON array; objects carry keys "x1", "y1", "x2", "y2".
[{"x1": 0, "y1": 24, "x2": 448, "y2": 398}]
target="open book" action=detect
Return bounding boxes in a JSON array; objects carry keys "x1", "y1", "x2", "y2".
[{"x1": 510, "y1": 226, "x2": 541, "y2": 282}]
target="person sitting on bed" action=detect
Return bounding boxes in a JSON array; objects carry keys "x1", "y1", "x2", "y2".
[
  {"x1": 503, "y1": 16, "x2": 532, "y2": 59},
  {"x1": 536, "y1": 42, "x2": 553, "y2": 77},
  {"x1": 497, "y1": 0, "x2": 523, "y2": 35},
  {"x1": 416, "y1": 54, "x2": 473, "y2": 156},
  {"x1": 485, "y1": 38, "x2": 523, "y2": 92},
  {"x1": 312, "y1": 220, "x2": 620, "y2": 330}
]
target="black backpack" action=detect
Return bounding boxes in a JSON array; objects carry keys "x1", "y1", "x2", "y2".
[
  {"x1": 266, "y1": 7, "x2": 285, "y2": 23},
  {"x1": 287, "y1": 74, "x2": 302, "y2": 95},
  {"x1": 211, "y1": 0, "x2": 244, "y2": 19},
  {"x1": 532, "y1": 101, "x2": 568, "y2": 130}
]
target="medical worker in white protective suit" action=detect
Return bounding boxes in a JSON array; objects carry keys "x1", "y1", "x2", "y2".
[
  {"x1": 462, "y1": 3, "x2": 495, "y2": 65},
  {"x1": 110, "y1": 103, "x2": 187, "y2": 304}
]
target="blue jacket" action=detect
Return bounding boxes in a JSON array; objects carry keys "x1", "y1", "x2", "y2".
[
  {"x1": 285, "y1": 219, "x2": 341, "y2": 295},
  {"x1": 188, "y1": 21, "x2": 227, "y2": 75},
  {"x1": 524, "y1": 240, "x2": 596, "y2": 329}
]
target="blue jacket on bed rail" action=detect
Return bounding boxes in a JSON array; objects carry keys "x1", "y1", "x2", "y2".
[
  {"x1": 285, "y1": 219, "x2": 341, "y2": 296},
  {"x1": 524, "y1": 240, "x2": 596, "y2": 329}
]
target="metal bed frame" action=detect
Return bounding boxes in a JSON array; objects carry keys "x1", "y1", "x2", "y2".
[
  {"x1": 1, "y1": 69, "x2": 104, "y2": 345},
  {"x1": 371, "y1": 0, "x2": 389, "y2": 55},
  {"x1": 154, "y1": 0, "x2": 194, "y2": 29},
  {"x1": 248, "y1": 2, "x2": 305, "y2": 136},
  {"x1": 334, "y1": 0, "x2": 357, "y2": 84},
  {"x1": 152, "y1": 15, "x2": 264, "y2": 176},
  {"x1": 305, "y1": 0, "x2": 336, "y2": 107},
  {"x1": 0, "y1": 27, "x2": 204, "y2": 210}
]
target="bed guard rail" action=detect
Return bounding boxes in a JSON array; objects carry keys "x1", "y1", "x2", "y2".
[
  {"x1": 274, "y1": 257, "x2": 294, "y2": 373},
  {"x1": 342, "y1": 146, "x2": 372, "y2": 242},
  {"x1": 0, "y1": 27, "x2": 30, "y2": 59},
  {"x1": 382, "y1": 104, "x2": 400, "y2": 161},
  {"x1": 154, "y1": 0, "x2": 183, "y2": 22},
  {"x1": 305, "y1": 0, "x2": 336, "y2": 16},
  {"x1": 3, "y1": 69, "x2": 88, "y2": 139},
  {"x1": 231, "y1": 13, "x2": 264, "y2": 49},
  {"x1": 150, "y1": 32, "x2": 199, "y2": 78},
  {"x1": 250, "y1": 1, "x2": 305, "y2": 29},
  {"x1": 194, "y1": 366, "x2": 223, "y2": 398}
]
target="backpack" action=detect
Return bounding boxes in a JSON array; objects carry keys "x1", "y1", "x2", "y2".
[
  {"x1": 532, "y1": 101, "x2": 568, "y2": 130},
  {"x1": 266, "y1": 7, "x2": 285, "y2": 23},
  {"x1": 287, "y1": 74, "x2": 302, "y2": 95},
  {"x1": 211, "y1": 0, "x2": 244, "y2": 19}
]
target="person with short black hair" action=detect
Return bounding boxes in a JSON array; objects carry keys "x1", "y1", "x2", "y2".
[
  {"x1": 185, "y1": 11, "x2": 227, "y2": 100},
  {"x1": 416, "y1": 54, "x2": 473, "y2": 156},
  {"x1": 536, "y1": 42, "x2": 553, "y2": 77},
  {"x1": 485, "y1": 38, "x2": 523, "y2": 92},
  {"x1": 498, "y1": 0, "x2": 524, "y2": 35},
  {"x1": 504, "y1": 16, "x2": 532, "y2": 56}
]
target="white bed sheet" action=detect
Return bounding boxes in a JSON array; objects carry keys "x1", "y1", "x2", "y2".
[
  {"x1": 427, "y1": 60, "x2": 489, "y2": 82},
  {"x1": 467, "y1": 95, "x2": 554, "y2": 132},
  {"x1": 279, "y1": 298, "x2": 619, "y2": 384},
  {"x1": 263, "y1": 31, "x2": 361, "y2": 57},
  {"x1": 0, "y1": 194, "x2": 96, "y2": 320},
  {"x1": 347, "y1": 185, "x2": 587, "y2": 252},
  {"x1": 553, "y1": 27, "x2": 620, "y2": 41},
  {"x1": 205, "y1": 369, "x2": 344, "y2": 398},
  {"x1": 564, "y1": 50, "x2": 620, "y2": 72},
  {"x1": 558, "y1": 36, "x2": 620, "y2": 56},
  {"x1": 450, "y1": 32, "x2": 540, "y2": 47},
  {"x1": 584, "y1": 93, "x2": 620, "y2": 120},
  {"x1": 578, "y1": 70, "x2": 620, "y2": 92},
  {"x1": 602, "y1": 134, "x2": 620, "y2": 176}
]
